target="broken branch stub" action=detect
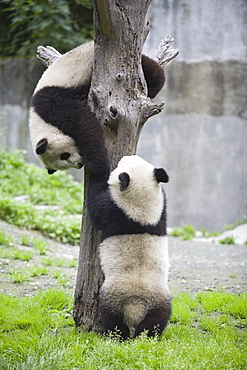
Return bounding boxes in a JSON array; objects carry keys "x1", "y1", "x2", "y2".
[
  {"x1": 36, "y1": 46, "x2": 62, "y2": 68},
  {"x1": 153, "y1": 35, "x2": 179, "y2": 67}
]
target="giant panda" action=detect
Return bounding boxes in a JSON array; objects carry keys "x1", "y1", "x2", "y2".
[
  {"x1": 87, "y1": 155, "x2": 171, "y2": 340},
  {"x1": 29, "y1": 41, "x2": 165, "y2": 175},
  {"x1": 29, "y1": 41, "x2": 108, "y2": 176}
]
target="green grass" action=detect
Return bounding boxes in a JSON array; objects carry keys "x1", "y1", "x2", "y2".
[
  {"x1": 10, "y1": 270, "x2": 32, "y2": 284},
  {"x1": 7, "y1": 264, "x2": 70, "y2": 286},
  {"x1": 0, "y1": 229, "x2": 75, "y2": 287},
  {"x1": 169, "y1": 224, "x2": 196, "y2": 240},
  {"x1": 68, "y1": 258, "x2": 77, "y2": 267},
  {"x1": 0, "y1": 149, "x2": 83, "y2": 245},
  {"x1": 20, "y1": 234, "x2": 31, "y2": 246},
  {"x1": 41, "y1": 257, "x2": 53, "y2": 266},
  {"x1": 52, "y1": 269, "x2": 68, "y2": 286},
  {"x1": 0, "y1": 231, "x2": 53, "y2": 261},
  {"x1": 12, "y1": 249, "x2": 34, "y2": 261},
  {"x1": 41, "y1": 256, "x2": 77, "y2": 268},
  {"x1": 0, "y1": 230, "x2": 14, "y2": 245},
  {"x1": 32, "y1": 238, "x2": 50, "y2": 255},
  {"x1": 0, "y1": 149, "x2": 246, "y2": 368},
  {"x1": 29, "y1": 266, "x2": 49, "y2": 277},
  {"x1": 54, "y1": 258, "x2": 65, "y2": 267},
  {"x1": 220, "y1": 236, "x2": 236, "y2": 245},
  {"x1": 0, "y1": 290, "x2": 246, "y2": 369},
  {"x1": 223, "y1": 216, "x2": 247, "y2": 231},
  {"x1": 0, "y1": 246, "x2": 34, "y2": 261},
  {"x1": 201, "y1": 228, "x2": 221, "y2": 238}
]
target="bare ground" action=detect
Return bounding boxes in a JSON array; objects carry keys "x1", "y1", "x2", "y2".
[{"x1": 0, "y1": 220, "x2": 246, "y2": 297}]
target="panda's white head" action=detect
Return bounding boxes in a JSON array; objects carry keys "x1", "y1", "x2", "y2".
[
  {"x1": 108, "y1": 155, "x2": 169, "y2": 225},
  {"x1": 30, "y1": 110, "x2": 84, "y2": 174}
]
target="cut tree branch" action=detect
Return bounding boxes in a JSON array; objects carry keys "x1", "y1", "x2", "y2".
[
  {"x1": 153, "y1": 35, "x2": 179, "y2": 66},
  {"x1": 36, "y1": 46, "x2": 62, "y2": 67},
  {"x1": 140, "y1": 98, "x2": 165, "y2": 125},
  {"x1": 36, "y1": 35, "x2": 178, "y2": 70}
]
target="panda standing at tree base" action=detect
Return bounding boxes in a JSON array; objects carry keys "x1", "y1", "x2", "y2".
[{"x1": 88, "y1": 155, "x2": 171, "y2": 340}]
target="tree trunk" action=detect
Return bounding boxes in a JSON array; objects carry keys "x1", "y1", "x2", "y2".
[{"x1": 73, "y1": 0, "x2": 163, "y2": 333}]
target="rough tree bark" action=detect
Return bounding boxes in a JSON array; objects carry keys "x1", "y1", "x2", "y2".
[{"x1": 37, "y1": 0, "x2": 178, "y2": 334}]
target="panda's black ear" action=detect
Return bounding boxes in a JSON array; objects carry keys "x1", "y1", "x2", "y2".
[
  {"x1": 119, "y1": 172, "x2": 130, "y2": 191},
  {"x1": 36, "y1": 138, "x2": 48, "y2": 155},
  {"x1": 154, "y1": 168, "x2": 169, "y2": 183},
  {"x1": 47, "y1": 168, "x2": 57, "y2": 175}
]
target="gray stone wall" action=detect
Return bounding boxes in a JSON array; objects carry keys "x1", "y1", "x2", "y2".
[
  {"x1": 0, "y1": 58, "x2": 83, "y2": 179},
  {"x1": 0, "y1": 0, "x2": 246, "y2": 231},
  {"x1": 138, "y1": 0, "x2": 247, "y2": 230},
  {"x1": 0, "y1": 58, "x2": 43, "y2": 165}
]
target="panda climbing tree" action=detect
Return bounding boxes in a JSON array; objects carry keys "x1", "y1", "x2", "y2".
[{"x1": 34, "y1": 0, "x2": 178, "y2": 335}]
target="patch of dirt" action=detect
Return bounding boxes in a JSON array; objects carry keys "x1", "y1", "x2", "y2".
[
  {"x1": 169, "y1": 237, "x2": 247, "y2": 294},
  {"x1": 0, "y1": 220, "x2": 246, "y2": 297},
  {"x1": 0, "y1": 220, "x2": 79, "y2": 296}
]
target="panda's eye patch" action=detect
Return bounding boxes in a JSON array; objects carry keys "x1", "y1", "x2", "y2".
[{"x1": 60, "y1": 152, "x2": 70, "y2": 160}]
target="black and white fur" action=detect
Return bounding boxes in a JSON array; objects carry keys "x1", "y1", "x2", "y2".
[
  {"x1": 29, "y1": 41, "x2": 108, "y2": 175},
  {"x1": 87, "y1": 155, "x2": 171, "y2": 340},
  {"x1": 29, "y1": 41, "x2": 165, "y2": 174}
]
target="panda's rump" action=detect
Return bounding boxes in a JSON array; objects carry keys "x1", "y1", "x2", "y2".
[
  {"x1": 100, "y1": 287, "x2": 169, "y2": 330},
  {"x1": 99, "y1": 234, "x2": 169, "y2": 328},
  {"x1": 100, "y1": 288, "x2": 148, "y2": 328},
  {"x1": 122, "y1": 295, "x2": 147, "y2": 328},
  {"x1": 34, "y1": 41, "x2": 94, "y2": 92}
]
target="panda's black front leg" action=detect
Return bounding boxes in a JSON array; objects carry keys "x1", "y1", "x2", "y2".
[{"x1": 99, "y1": 300, "x2": 130, "y2": 340}]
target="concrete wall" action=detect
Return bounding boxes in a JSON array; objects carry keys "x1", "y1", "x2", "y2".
[
  {"x1": 0, "y1": 0, "x2": 246, "y2": 231},
  {"x1": 0, "y1": 58, "x2": 80, "y2": 178},
  {"x1": 138, "y1": 0, "x2": 247, "y2": 230},
  {"x1": 0, "y1": 58, "x2": 43, "y2": 165}
]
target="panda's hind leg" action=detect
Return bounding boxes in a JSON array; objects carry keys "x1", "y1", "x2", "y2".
[
  {"x1": 99, "y1": 300, "x2": 130, "y2": 340},
  {"x1": 134, "y1": 298, "x2": 172, "y2": 338},
  {"x1": 141, "y1": 55, "x2": 165, "y2": 98}
]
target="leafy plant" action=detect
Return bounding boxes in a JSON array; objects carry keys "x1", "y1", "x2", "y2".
[
  {"x1": 169, "y1": 224, "x2": 196, "y2": 240},
  {"x1": 20, "y1": 234, "x2": 31, "y2": 246},
  {"x1": 32, "y1": 238, "x2": 50, "y2": 255},
  {"x1": 0, "y1": 246, "x2": 33, "y2": 261},
  {"x1": 10, "y1": 270, "x2": 31, "y2": 283},
  {"x1": 219, "y1": 236, "x2": 236, "y2": 245},
  {"x1": 52, "y1": 270, "x2": 68, "y2": 286},
  {"x1": 29, "y1": 266, "x2": 48, "y2": 277},
  {"x1": 223, "y1": 216, "x2": 247, "y2": 231},
  {"x1": 0, "y1": 149, "x2": 83, "y2": 245},
  {"x1": 0, "y1": 0, "x2": 93, "y2": 56},
  {"x1": 10, "y1": 265, "x2": 50, "y2": 283},
  {"x1": 12, "y1": 249, "x2": 33, "y2": 261},
  {"x1": 54, "y1": 259, "x2": 65, "y2": 267},
  {"x1": 201, "y1": 228, "x2": 221, "y2": 238},
  {"x1": 68, "y1": 258, "x2": 77, "y2": 268},
  {"x1": 41, "y1": 257, "x2": 53, "y2": 266},
  {"x1": 0, "y1": 230, "x2": 14, "y2": 246}
]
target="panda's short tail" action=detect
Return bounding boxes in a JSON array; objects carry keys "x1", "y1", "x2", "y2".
[{"x1": 123, "y1": 296, "x2": 147, "y2": 329}]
